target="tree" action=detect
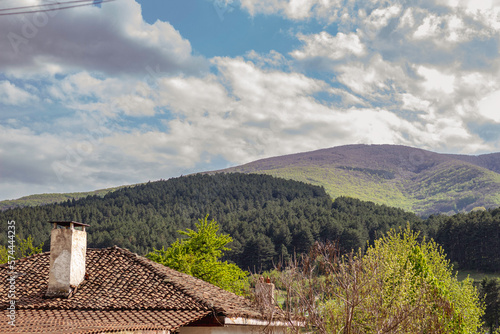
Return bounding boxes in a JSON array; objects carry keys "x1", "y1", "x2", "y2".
[
  {"x1": 146, "y1": 215, "x2": 248, "y2": 295},
  {"x1": 274, "y1": 227, "x2": 484, "y2": 333},
  {"x1": 0, "y1": 235, "x2": 43, "y2": 264},
  {"x1": 354, "y1": 226, "x2": 483, "y2": 333},
  {"x1": 240, "y1": 234, "x2": 276, "y2": 271},
  {"x1": 480, "y1": 277, "x2": 500, "y2": 333}
]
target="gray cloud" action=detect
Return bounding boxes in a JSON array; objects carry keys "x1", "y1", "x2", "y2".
[{"x1": 0, "y1": 0, "x2": 208, "y2": 76}]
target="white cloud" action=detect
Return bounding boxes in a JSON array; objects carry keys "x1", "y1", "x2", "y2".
[
  {"x1": 477, "y1": 90, "x2": 500, "y2": 123},
  {"x1": 363, "y1": 4, "x2": 403, "y2": 35},
  {"x1": 436, "y1": 0, "x2": 500, "y2": 12},
  {"x1": 413, "y1": 14, "x2": 442, "y2": 40},
  {"x1": 423, "y1": 116, "x2": 480, "y2": 151},
  {"x1": 240, "y1": 0, "x2": 342, "y2": 21},
  {"x1": 58, "y1": 58, "x2": 428, "y2": 172},
  {"x1": 417, "y1": 66, "x2": 456, "y2": 95},
  {"x1": 398, "y1": 7, "x2": 417, "y2": 29},
  {"x1": 246, "y1": 50, "x2": 289, "y2": 68},
  {"x1": 103, "y1": 57, "x2": 491, "y2": 168},
  {"x1": 0, "y1": 125, "x2": 73, "y2": 185},
  {"x1": 411, "y1": 11, "x2": 488, "y2": 45},
  {"x1": 0, "y1": 81, "x2": 38, "y2": 105},
  {"x1": 45, "y1": 72, "x2": 159, "y2": 117},
  {"x1": 336, "y1": 54, "x2": 408, "y2": 98},
  {"x1": 291, "y1": 32, "x2": 366, "y2": 62},
  {"x1": 214, "y1": 56, "x2": 327, "y2": 104},
  {"x1": 401, "y1": 93, "x2": 431, "y2": 111}
]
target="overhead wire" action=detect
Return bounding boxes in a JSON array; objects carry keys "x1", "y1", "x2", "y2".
[{"x1": 0, "y1": 0, "x2": 116, "y2": 16}]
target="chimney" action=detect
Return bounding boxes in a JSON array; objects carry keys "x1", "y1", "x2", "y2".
[
  {"x1": 255, "y1": 276, "x2": 275, "y2": 307},
  {"x1": 46, "y1": 221, "x2": 89, "y2": 298}
]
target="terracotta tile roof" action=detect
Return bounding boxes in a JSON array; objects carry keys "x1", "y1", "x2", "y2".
[
  {"x1": 0, "y1": 246, "x2": 268, "y2": 333},
  {"x1": 0, "y1": 309, "x2": 209, "y2": 333}
]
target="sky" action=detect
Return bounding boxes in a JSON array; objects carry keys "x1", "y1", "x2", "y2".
[{"x1": 1, "y1": 0, "x2": 500, "y2": 201}]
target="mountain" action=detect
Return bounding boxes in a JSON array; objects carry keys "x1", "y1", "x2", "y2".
[
  {"x1": 2, "y1": 173, "x2": 498, "y2": 273},
  {"x1": 3, "y1": 144, "x2": 499, "y2": 216},
  {"x1": 0, "y1": 174, "x2": 424, "y2": 271},
  {"x1": 0, "y1": 185, "x2": 139, "y2": 211},
  {"x1": 210, "y1": 144, "x2": 500, "y2": 216}
]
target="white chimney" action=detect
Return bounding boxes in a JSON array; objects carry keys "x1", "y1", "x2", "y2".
[
  {"x1": 255, "y1": 276, "x2": 275, "y2": 307},
  {"x1": 46, "y1": 221, "x2": 89, "y2": 298}
]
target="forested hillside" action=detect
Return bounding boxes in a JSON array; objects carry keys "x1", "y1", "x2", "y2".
[
  {"x1": 213, "y1": 144, "x2": 500, "y2": 216},
  {"x1": 435, "y1": 209, "x2": 500, "y2": 272},
  {"x1": 0, "y1": 173, "x2": 498, "y2": 272}
]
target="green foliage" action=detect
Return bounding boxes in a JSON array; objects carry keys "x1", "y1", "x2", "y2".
[
  {"x1": 278, "y1": 228, "x2": 484, "y2": 333},
  {"x1": 0, "y1": 235, "x2": 43, "y2": 264},
  {"x1": 0, "y1": 173, "x2": 499, "y2": 274},
  {"x1": 0, "y1": 174, "x2": 423, "y2": 270},
  {"x1": 146, "y1": 215, "x2": 248, "y2": 295},
  {"x1": 355, "y1": 227, "x2": 483, "y2": 333},
  {"x1": 479, "y1": 277, "x2": 500, "y2": 333},
  {"x1": 435, "y1": 208, "x2": 500, "y2": 272}
]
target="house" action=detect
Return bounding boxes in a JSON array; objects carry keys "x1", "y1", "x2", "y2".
[{"x1": 0, "y1": 221, "x2": 296, "y2": 333}]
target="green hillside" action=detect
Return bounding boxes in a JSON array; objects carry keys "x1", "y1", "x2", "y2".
[
  {"x1": 0, "y1": 185, "x2": 138, "y2": 211},
  {"x1": 0, "y1": 174, "x2": 423, "y2": 270},
  {"x1": 245, "y1": 165, "x2": 414, "y2": 212},
  {"x1": 1, "y1": 173, "x2": 498, "y2": 273},
  {"x1": 213, "y1": 144, "x2": 500, "y2": 216},
  {"x1": 5, "y1": 144, "x2": 499, "y2": 216}
]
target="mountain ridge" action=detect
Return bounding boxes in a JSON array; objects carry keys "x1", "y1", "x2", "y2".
[
  {"x1": 0, "y1": 185, "x2": 140, "y2": 211},
  {"x1": 209, "y1": 144, "x2": 500, "y2": 216},
  {"x1": 3, "y1": 144, "x2": 499, "y2": 215}
]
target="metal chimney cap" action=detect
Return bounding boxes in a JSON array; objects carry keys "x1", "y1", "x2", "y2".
[{"x1": 49, "y1": 221, "x2": 90, "y2": 227}]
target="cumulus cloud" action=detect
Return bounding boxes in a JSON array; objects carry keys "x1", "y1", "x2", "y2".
[
  {"x1": 1, "y1": 54, "x2": 496, "y2": 200},
  {"x1": 291, "y1": 32, "x2": 366, "y2": 65},
  {"x1": 98, "y1": 57, "x2": 490, "y2": 170},
  {"x1": 417, "y1": 66, "x2": 456, "y2": 95},
  {"x1": 477, "y1": 90, "x2": 500, "y2": 123},
  {"x1": 272, "y1": 0, "x2": 500, "y2": 150},
  {"x1": 0, "y1": 0, "x2": 207, "y2": 76},
  {"x1": 42, "y1": 72, "x2": 159, "y2": 117},
  {"x1": 335, "y1": 54, "x2": 408, "y2": 100},
  {"x1": 240, "y1": 0, "x2": 332, "y2": 20},
  {"x1": 245, "y1": 50, "x2": 290, "y2": 69},
  {"x1": 0, "y1": 81, "x2": 38, "y2": 105},
  {"x1": 2, "y1": 0, "x2": 500, "y2": 201}
]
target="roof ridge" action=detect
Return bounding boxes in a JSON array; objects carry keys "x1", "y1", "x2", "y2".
[{"x1": 16, "y1": 306, "x2": 211, "y2": 313}]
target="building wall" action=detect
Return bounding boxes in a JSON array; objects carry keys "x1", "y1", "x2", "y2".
[
  {"x1": 178, "y1": 325, "x2": 288, "y2": 334},
  {"x1": 106, "y1": 331, "x2": 169, "y2": 334}
]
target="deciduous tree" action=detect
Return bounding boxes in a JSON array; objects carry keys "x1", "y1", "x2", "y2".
[
  {"x1": 275, "y1": 227, "x2": 484, "y2": 333},
  {"x1": 146, "y1": 215, "x2": 248, "y2": 295},
  {"x1": 0, "y1": 235, "x2": 43, "y2": 264}
]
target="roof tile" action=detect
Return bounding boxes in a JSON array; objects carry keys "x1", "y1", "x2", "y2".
[{"x1": 0, "y1": 246, "x2": 272, "y2": 333}]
